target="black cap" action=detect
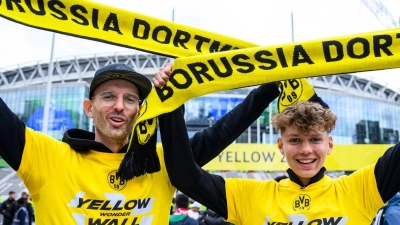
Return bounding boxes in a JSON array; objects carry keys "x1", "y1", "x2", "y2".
[{"x1": 89, "y1": 63, "x2": 152, "y2": 101}]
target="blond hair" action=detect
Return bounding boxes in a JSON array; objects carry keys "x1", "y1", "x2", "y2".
[{"x1": 272, "y1": 101, "x2": 337, "y2": 134}]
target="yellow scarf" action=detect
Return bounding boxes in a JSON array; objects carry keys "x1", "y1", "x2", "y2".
[{"x1": 2, "y1": 0, "x2": 400, "y2": 179}]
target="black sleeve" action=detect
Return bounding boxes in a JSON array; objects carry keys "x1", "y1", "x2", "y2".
[
  {"x1": 159, "y1": 106, "x2": 228, "y2": 219},
  {"x1": 0, "y1": 98, "x2": 25, "y2": 170},
  {"x1": 204, "y1": 216, "x2": 229, "y2": 225},
  {"x1": 374, "y1": 142, "x2": 400, "y2": 202},
  {"x1": 189, "y1": 83, "x2": 279, "y2": 167}
]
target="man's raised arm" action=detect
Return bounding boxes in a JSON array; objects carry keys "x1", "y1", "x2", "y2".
[
  {"x1": 159, "y1": 105, "x2": 229, "y2": 218},
  {"x1": 153, "y1": 64, "x2": 280, "y2": 166},
  {"x1": 0, "y1": 98, "x2": 25, "y2": 170}
]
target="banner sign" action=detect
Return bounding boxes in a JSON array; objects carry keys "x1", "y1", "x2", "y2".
[{"x1": 202, "y1": 144, "x2": 391, "y2": 171}]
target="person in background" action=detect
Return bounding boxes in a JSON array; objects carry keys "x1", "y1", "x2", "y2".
[
  {"x1": 0, "y1": 191, "x2": 16, "y2": 225},
  {"x1": 188, "y1": 202, "x2": 202, "y2": 220},
  {"x1": 11, "y1": 198, "x2": 28, "y2": 225},
  {"x1": 372, "y1": 192, "x2": 400, "y2": 225},
  {"x1": 19, "y1": 193, "x2": 33, "y2": 225},
  {"x1": 169, "y1": 194, "x2": 198, "y2": 225}
]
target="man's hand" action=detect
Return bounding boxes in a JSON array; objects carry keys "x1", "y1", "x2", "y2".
[{"x1": 152, "y1": 63, "x2": 172, "y2": 88}]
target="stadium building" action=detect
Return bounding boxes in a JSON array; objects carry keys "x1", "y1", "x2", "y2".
[
  {"x1": 0, "y1": 51, "x2": 399, "y2": 196},
  {"x1": 1, "y1": 51, "x2": 400, "y2": 144}
]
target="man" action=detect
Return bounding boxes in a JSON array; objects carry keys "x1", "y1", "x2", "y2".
[
  {"x1": 188, "y1": 202, "x2": 201, "y2": 220},
  {"x1": 159, "y1": 101, "x2": 400, "y2": 224},
  {"x1": 0, "y1": 191, "x2": 16, "y2": 225},
  {"x1": 169, "y1": 194, "x2": 198, "y2": 225},
  {"x1": 0, "y1": 63, "x2": 280, "y2": 224},
  {"x1": 18, "y1": 192, "x2": 33, "y2": 225},
  {"x1": 11, "y1": 198, "x2": 28, "y2": 225}
]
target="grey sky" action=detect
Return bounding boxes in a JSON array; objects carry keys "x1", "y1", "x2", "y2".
[{"x1": 1, "y1": 0, "x2": 400, "y2": 89}]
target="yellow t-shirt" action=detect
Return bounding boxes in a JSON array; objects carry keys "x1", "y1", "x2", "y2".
[
  {"x1": 226, "y1": 165, "x2": 384, "y2": 225},
  {"x1": 17, "y1": 127, "x2": 175, "y2": 225}
]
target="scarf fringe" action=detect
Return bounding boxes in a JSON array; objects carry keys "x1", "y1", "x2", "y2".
[
  {"x1": 309, "y1": 93, "x2": 329, "y2": 109},
  {"x1": 117, "y1": 146, "x2": 161, "y2": 181}
]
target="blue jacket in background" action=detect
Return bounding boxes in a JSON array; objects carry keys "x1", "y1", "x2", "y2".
[{"x1": 383, "y1": 193, "x2": 400, "y2": 225}]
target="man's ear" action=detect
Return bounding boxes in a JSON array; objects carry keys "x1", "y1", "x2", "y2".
[
  {"x1": 83, "y1": 99, "x2": 94, "y2": 118},
  {"x1": 277, "y1": 137, "x2": 284, "y2": 155}
]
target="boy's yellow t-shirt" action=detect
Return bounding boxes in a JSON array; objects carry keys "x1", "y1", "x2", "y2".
[{"x1": 226, "y1": 165, "x2": 384, "y2": 225}]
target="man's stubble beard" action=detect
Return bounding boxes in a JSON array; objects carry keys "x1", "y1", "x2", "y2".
[{"x1": 92, "y1": 106, "x2": 139, "y2": 144}]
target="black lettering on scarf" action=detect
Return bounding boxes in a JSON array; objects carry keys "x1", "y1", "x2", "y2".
[
  {"x1": 322, "y1": 41, "x2": 344, "y2": 62},
  {"x1": 187, "y1": 62, "x2": 214, "y2": 84},
  {"x1": 25, "y1": 0, "x2": 45, "y2": 15},
  {"x1": 255, "y1": 50, "x2": 277, "y2": 70},
  {"x1": 347, "y1": 37, "x2": 370, "y2": 59},
  {"x1": 292, "y1": 45, "x2": 314, "y2": 66},
  {"x1": 276, "y1": 47, "x2": 289, "y2": 68},
  {"x1": 194, "y1": 35, "x2": 211, "y2": 53},
  {"x1": 232, "y1": 54, "x2": 255, "y2": 73},
  {"x1": 152, "y1": 26, "x2": 172, "y2": 44},
  {"x1": 169, "y1": 69, "x2": 192, "y2": 89},
  {"x1": 155, "y1": 84, "x2": 174, "y2": 102},
  {"x1": 138, "y1": 121, "x2": 148, "y2": 134},
  {"x1": 173, "y1": 30, "x2": 191, "y2": 49},
  {"x1": 103, "y1": 13, "x2": 122, "y2": 34},
  {"x1": 92, "y1": 8, "x2": 99, "y2": 29},
  {"x1": 48, "y1": 0, "x2": 67, "y2": 20},
  {"x1": 373, "y1": 35, "x2": 393, "y2": 57},
  {"x1": 208, "y1": 57, "x2": 233, "y2": 78},
  {"x1": 71, "y1": 4, "x2": 89, "y2": 26},
  {"x1": 5, "y1": 0, "x2": 25, "y2": 12},
  {"x1": 132, "y1": 18, "x2": 150, "y2": 40},
  {"x1": 209, "y1": 41, "x2": 234, "y2": 53}
]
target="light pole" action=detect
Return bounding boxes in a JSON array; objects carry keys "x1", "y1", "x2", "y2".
[{"x1": 42, "y1": 33, "x2": 56, "y2": 134}]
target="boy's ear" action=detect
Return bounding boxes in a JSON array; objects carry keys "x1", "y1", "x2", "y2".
[
  {"x1": 327, "y1": 136, "x2": 333, "y2": 154},
  {"x1": 277, "y1": 137, "x2": 284, "y2": 155}
]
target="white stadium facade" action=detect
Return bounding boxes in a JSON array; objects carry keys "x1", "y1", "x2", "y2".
[{"x1": 1, "y1": 51, "x2": 400, "y2": 197}]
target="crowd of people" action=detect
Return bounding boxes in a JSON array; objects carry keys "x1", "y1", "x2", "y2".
[
  {"x1": 0, "y1": 191, "x2": 34, "y2": 225},
  {"x1": 170, "y1": 193, "x2": 231, "y2": 225}
]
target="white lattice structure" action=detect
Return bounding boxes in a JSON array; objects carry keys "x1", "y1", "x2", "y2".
[{"x1": 0, "y1": 51, "x2": 171, "y2": 91}]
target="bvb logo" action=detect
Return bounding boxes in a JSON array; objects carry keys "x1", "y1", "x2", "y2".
[
  {"x1": 136, "y1": 117, "x2": 157, "y2": 145},
  {"x1": 293, "y1": 194, "x2": 311, "y2": 211},
  {"x1": 135, "y1": 101, "x2": 157, "y2": 145},
  {"x1": 279, "y1": 79, "x2": 303, "y2": 107},
  {"x1": 107, "y1": 170, "x2": 126, "y2": 191}
]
